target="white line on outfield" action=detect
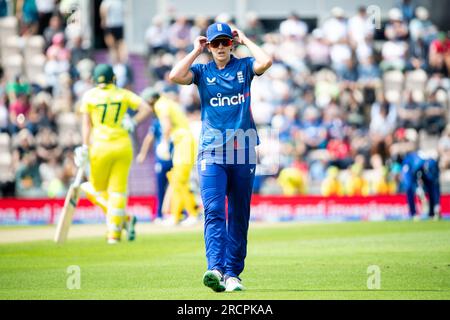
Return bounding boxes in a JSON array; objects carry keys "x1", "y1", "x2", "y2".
[{"x1": 0, "y1": 221, "x2": 319, "y2": 244}]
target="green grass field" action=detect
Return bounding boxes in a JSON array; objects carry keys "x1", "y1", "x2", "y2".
[{"x1": 0, "y1": 221, "x2": 450, "y2": 300}]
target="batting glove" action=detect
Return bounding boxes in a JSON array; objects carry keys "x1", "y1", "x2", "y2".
[
  {"x1": 122, "y1": 113, "x2": 137, "y2": 133},
  {"x1": 74, "y1": 144, "x2": 89, "y2": 168}
]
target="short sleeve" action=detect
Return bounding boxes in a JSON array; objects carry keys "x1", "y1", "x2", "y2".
[
  {"x1": 125, "y1": 90, "x2": 143, "y2": 111},
  {"x1": 190, "y1": 64, "x2": 203, "y2": 86},
  {"x1": 155, "y1": 98, "x2": 171, "y2": 118},
  {"x1": 79, "y1": 94, "x2": 92, "y2": 114},
  {"x1": 245, "y1": 57, "x2": 258, "y2": 77}
]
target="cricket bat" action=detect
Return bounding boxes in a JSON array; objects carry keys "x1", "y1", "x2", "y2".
[{"x1": 54, "y1": 167, "x2": 84, "y2": 244}]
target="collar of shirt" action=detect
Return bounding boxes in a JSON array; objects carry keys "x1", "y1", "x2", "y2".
[{"x1": 212, "y1": 55, "x2": 237, "y2": 71}]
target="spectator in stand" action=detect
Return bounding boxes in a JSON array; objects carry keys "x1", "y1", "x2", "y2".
[
  {"x1": 12, "y1": 129, "x2": 35, "y2": 166},
  {"x1": 429, "y1": 32, "x2": 450, "y2": 76},
  {"x1": 100, "y1": 0, "x2": 127, "y2": 63},
  {"x1": 438, "y1": 125, "x2": 450, "y2": 170},
  {"x1": 306, "y1": 29, "x2": 330, "y2": 72},
  {"x1": 390, "y1": 128, "x2": 418, "y2": 163},
  {"x1": 322, "y1": 7, "x2": 348, "y2": 45},
  {"x1": 0, "y1": 0, "x2": 7, "y2": 17},
  {"x1": 15, "y1": 150, "x2": 44, "y2": 197},
  {"x1": 73, "y1": 59, "x2": 95, "y2": 101},
  {"x1": 43, "y1": 158, "x2": 66, "y2": 198},
  {"x1": 348, "y1": 6, "x2": 375, "y2": 49},
  {"x1": 278, "y1": 30, "x2": 307, "y2": 74},
  {"x1": 113, "y1": 62, "x2": 133, "y2": 89},
  {"x1": 277, "y1": 166, "x2": 307, "y2": 196},
  {"x1": 279, "y1": 12, "x2": 308, "y2": 41},
  {"x1": 0, "y1": 94, "x2": 8, "y2": 134},
  {"x1": 370, "y1": 154, "x2": 397, "y2": 195},
  {"x1": 36, "y1": 127, "x2": 61, "y2": 163},
  {"x1": 343, "y1": 89, "x2": 367, "y2": 128},
  {"x1": 16, "y1": 0, "x2": 39, "y2": 35},
  {"x1": 46, "y1": 32, "x2": 70, "y2": 61},
  {"x1": 358, "y1": 55, "x2": 381, "y2": 83},
  {"x1": 370, "y1": 93, "x2": 398, "y2": 138},
  {"x1": 45, "y1": 33, "x2": 71, "y2": 95},
  {"x1": 168, "y1": 15, "x2": 192, "y2": 53},
  {"x1": 396, "y1": 0, "x2": 416, "y2": 23},
  {"x1": 70, "y1": 34, "x2": 91, "y2": 67},
  {"x1": 190, "y1": 15, "x2": 209, "y2": 44},
  {"x1": 327, "y1": 134, "x2": 352, "y2": 170},
  {"x1": 44, "y1": 14, "x2": 64, "y2": 49},
  {"x1": 0, "y1": 66, "x2": 4, "y2": 94},
  {"x1": 324, "y1": 107, "x2": 353, "y2": 169},
  {"x1": 26, "y1": 92, "x2": 56, "y2": 134},
  {"x1": 330, "y1": 43, "x2": 354, "y2": 81},
  {"x1": 36, "y1": 0, "x2": 56, "y2": 34},
  {"x1": 299, "y1": 107, "x2": 327, "y2": 152},
  {"x1": 345, "y1": 162, "x2": 370, "y2": 196},
  {"x1": 243, "y1": 12, "x2": 265, "y2": 45},
  {"x1": 314, "y1": 69, "x2": 340, "y2": 109},
  {"x1": 7, "y1": 76, "x2": 32, "y2": 135},
  {"x1": 381, "y1": 37, "x2": 408, "y2": 71},
  {"x1": 409, "y1": 7, "x2": 437, "y2": 48},
  {"x1": 397, "y1": 90, "x2": 424, "y2": 130},
  {"x1": 423, "y1": 90, "x2": 447, "y2": 135},
  {"x1": 145, "y1": 15, "x2": 170, "y2": 56},
  {"x1": 6, "y1": 75, "x2": 31, "y2": 104},
  {"x1": 406, "y1": 37, "x2": 429, "y2": 71},
  {"x1": 385, "y1": 8, "x2": 409, "y2": 41},
  {"x1": 321, "y1": 166, "x2": 344, "y2": 196}
]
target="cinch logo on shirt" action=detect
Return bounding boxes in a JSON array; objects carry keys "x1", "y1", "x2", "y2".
[{"x1": 210, "y1": 93, "x2": 246, "y2": 107}]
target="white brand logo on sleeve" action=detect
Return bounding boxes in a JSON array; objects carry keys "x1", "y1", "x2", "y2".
[{"x1": 210, "y1": 93, "x2": 245, "y2": 107}]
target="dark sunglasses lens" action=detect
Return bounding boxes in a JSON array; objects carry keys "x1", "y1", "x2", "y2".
[{"x1": 211, "y1": 39, "x2": 231, "y2": 48}]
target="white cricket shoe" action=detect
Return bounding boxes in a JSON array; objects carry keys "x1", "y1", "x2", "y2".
[
  {"x1": 225, "y1": 276, "x2": 245, "y2": 292},
  {"x1": 107, "y1": 238, "x2": 120, "y2": 245},
  {"x1": 161, "y1": 216, "x2": 178, "y2": 227},
  {"x1": 180, "y1": 216, "x2": 200, "y2": 227},
  {"x1": 203, "y1": 270, "x2": 226, "y2": 292}
]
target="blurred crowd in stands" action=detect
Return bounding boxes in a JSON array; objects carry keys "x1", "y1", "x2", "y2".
[{"x1": 0, "y1": 0, "x2": 449, "y2": 198}]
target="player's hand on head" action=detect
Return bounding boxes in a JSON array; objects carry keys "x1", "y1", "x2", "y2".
[
  {"x1": 232, "y1": 29, "x2": 247, "y2": 45},
  {"x1": 74, "y1": 145, "x2": 89, "y2": 168},
  {"x1": 121, "y1": 113, "x2": 137, "y2": 133},
  {"x1": 194, "y1": 36, "x2": 207, "y2": 53}
]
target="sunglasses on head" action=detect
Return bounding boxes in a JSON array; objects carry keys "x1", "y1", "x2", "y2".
[{"x1": 209, "y1": 38, "x2": 233, "y2": 48}]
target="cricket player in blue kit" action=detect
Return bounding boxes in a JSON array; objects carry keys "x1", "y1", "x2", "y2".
[
  {"x1": 169, "y1": 22, "x2": 272, "y2": 292},
  {"x1": 136, "y1": 114, "x2": 173, "y2": 221},
  {"x1": 402, "y1": 151, "x2": 441, "y2": 220}
]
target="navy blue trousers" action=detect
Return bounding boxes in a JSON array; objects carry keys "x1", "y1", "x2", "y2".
[
  {"x1": 198, "y1": 149, "x2": 256, "y2": 278},
  {"x1": 155, "y1": 158, "x2": 173, "y2": 219},
  {"x1": 404, "y1": 159, "x2": 440, "y2": 217}
]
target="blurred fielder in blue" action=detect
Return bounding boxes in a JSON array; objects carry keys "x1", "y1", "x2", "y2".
[{"x1": 402, "y1": 151, "x2": 441, "y2": 220}]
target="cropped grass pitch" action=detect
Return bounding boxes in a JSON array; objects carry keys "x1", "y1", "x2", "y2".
[{"x1": 0, "y1": 221, "x2": 449, "y2": 300}]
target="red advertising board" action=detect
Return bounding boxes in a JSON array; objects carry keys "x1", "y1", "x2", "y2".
[
  {"x1": 0, "y1": 197, "x2": 157, "y2": 225},
  {"x1": 0, "y1": 195, "x2": 448, "y2": 225},
  {"x1": 251, "y1": 195, "x2": 450, "y2": 222}
]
